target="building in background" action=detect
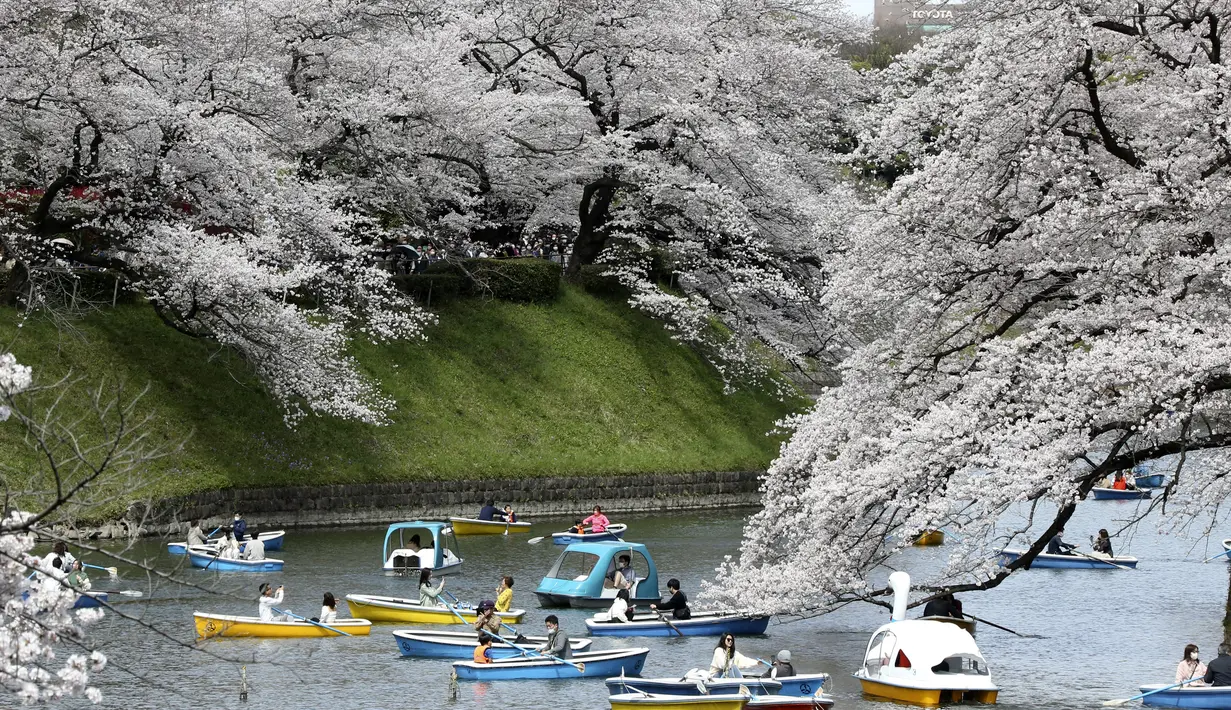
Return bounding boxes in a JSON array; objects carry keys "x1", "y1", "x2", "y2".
[{"x1": 874, "y1": 0, "x2": 975, "y2": 34}]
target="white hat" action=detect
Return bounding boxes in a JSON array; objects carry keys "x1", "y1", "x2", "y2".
[{"x1": 777, "y1": 650, "x2": 791, "y2": 662}]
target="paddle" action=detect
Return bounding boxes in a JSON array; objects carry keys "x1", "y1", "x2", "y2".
[
  {"x1": 1103, "y1": 676, "x2": 1202, "y2": 706},
  {"x1": 527, "y1": 536, "x2": 547, "y2": 545},
  {"x1": 959, "y1": 612, "x2": 1045, "y2": 639},
  {"x1": 938, "y1": 527, "x2": 964, "y2": 542},
  {"x1": 1070, "y1": 547, "x2": 1135, "y2": 571},
  {"x1": 82, "y1": 563, "x2": 118, "y2": 579},
  {"x1": 272, "y1": 607, "x2": 352, "y2": 637},
  {"x1": 656, "y1": 611, "x2": 684, "y2": 637},
  {"x1": 1203, "y1": 548, "x2": 1231, "y2": 563},
  {"x1": 485, "y1": 628, "x2": 586, "y2": 673},
  {"x1": 206, "y1": 526, "x2": 221, "y2": 538}
]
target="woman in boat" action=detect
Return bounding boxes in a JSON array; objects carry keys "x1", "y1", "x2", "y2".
[
  {"x1": 66, "y1": 560, "x2": 91, "y2": 591},
  {"x1": 218, "y1": 529, "x2": 241, "y2": 559},
  {"x1": 258, "y1": 583, "x2": 285, "y2": 622},
  {"x1": 582, "y1": 506, "x2": 610, "y2": 534},
  {"x1": 318, "y1": 592, "x2": 338, "y2": 624},
  {"x1": 1092, "y1": 529, "x2": 1114, "y2": 557},
  {"x1": 607, "y1": 588, "x2": 634, "y2": 622},
  {"x1": 495, "y1": 576, "x2": 514, "y2": 612},
  {"x1": 1178, "y1": 644, "x2": 1209, "y2": 685},
  {"x1": 419, "y1": 569, "x2": 445, "y2": 608},
  {"x1": 408, "y1": 534, "x2": 422, "y2": 553},
  {"x1": 650, "y1": 578, "x2": 691, "y2": 620},
  {"x1": 710, "y1": 633, "x2": 760, "y2": 678},
  {"x1": 186, "y1": 520, "x2": 206, "y2": 548}
]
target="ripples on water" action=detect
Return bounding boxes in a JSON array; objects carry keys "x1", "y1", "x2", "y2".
[{"x1": 63, "y1": 503, "x2": 1230, "y2": 709}]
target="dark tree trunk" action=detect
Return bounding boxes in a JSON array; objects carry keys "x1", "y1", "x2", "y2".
[{"x1": 566, "y1": 177, "x2": 620, "y2": 277}]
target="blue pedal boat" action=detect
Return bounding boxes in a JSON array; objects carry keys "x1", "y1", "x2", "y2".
[
  {"x1": 382, "y1": 521, "x2": 463, "y2": 576},
  {"x1": 606, "y1": 674, "x2": 782, "y2": 696},
  {"x1": 451, "y1": 647, "x2": 649, "y2": 680},
  {"x1": 168, "y1": 530, "x2": 286, "y2": 555},
  {"x1": 997, "y1": 548, "x2": 1138, "y2": 569},
  {"x1": 187, "y1": 547, "x2": 285, "y2": 572},
  {"x1": 586, "y1": 610, "x2": 771, "y2": 637},
  {"x1": 1091, "y1": 487, "x2": 1152, "y2": 500},
  {"x1": 552, "y1": 523, "x2": 629, "y2": 545},
  {"x1": 536, "y1": 541, "x2": 662, "y2": 608},
  {"x1": 393, "y1": 629, "x2": 592, "y2": 659},
  {"x1": 73, "y1": 592, "x2": 108, "y2": 609},
  {"x1": 1140, "y1": 684, "x2": 1231, "y2": 708}
]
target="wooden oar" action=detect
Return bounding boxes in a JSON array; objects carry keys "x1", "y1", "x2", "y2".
[
  {"x1": 959, "y1": 612, "x2": 1045, "y2": 639},
  {"x1": 1203, "y1": 548, "x2": 1231, "y2": 563},
  {"x1": 272, "y1": 607, "x2": 352, "y2": 637},
  {"x1": 656, "y1": 612, "x2": 684, "y2": 638},
  {"x1": 485, "y1": 628, "x2": 586, "y2": 673},
  {"x1": 1070, "y1": 547, "x2": 1135, "y2": 571},
  {"x1": 82, "y1": 563, "x2": 118, "y2": 579},
  {"x1": 1103, "y1": 676, "x2": 1202, "y2": 706}
]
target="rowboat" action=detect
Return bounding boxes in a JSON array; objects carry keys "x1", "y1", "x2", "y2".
[
  {"x1": 749, "y1": 696, "x2": 835, "y2": 710},
  {"x1": 168, "y1": 530, "x2": 286, "y2": 555},
  {"x1": 912, "y1": 530, "x2": 945, "y2": 546},
  {"x1": 345, "y1": 593, "x2": 525, "y2": 624},
  {"x1": 1135, "y1": 473, "x2": 1166, "y2": 488},
  {"x1": 448, "y1": 517, "x2": 533, "y2": 536},
  {"x1": 770, "y1": 674, "x2": 831, "y2": 697},
  {"x1": 854, "y1": 572, "x2": 999, "y2": 706},
  {"x1": 393, "y1": 629, "x2": 592, "y2": 658},
  {"x1": 73, "y1": 591, "x2": 108, "y2": 609},
  {"x1": 452, "y1": 647, "x2": 649, "y2": 680},
  {"x1": 997, "y1": 548, "x2": 1138, "y2": 569},
  {"x1": 536, "y1": 541, "x2": 662, "y2": 608},
  {"x1": 609, "y1": 694, "x2": 749, "y2": 710},
  {"x1": 606, "y1": 674, "x2": 781, "y2": 697},
  {"x1": 1139, "y1": 684, "x2": 1231, "y2": 708},
  {"x1": 381, "y1": 521, "x2": 463, "y2": 575},
  {"x1": 187, "y1": 547, "x2": 284, "y2": 572},
  {"x1": 193, "y1": 612, "x2": 372, "y2": 638},
  {"x1": 920, "y1": 615, "x2": 977, "y2": 635},
  {"x1": 1091, "y1": 487, "x2": 1152, "y2": 500},
  {"x1": 552, "y1": 523, "x2": 629, "y2": 545},
  {"x1": 586, "y1": 610, "x2": 771, "y2": 637}
]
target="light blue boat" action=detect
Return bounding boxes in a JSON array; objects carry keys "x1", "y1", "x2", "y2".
[
  {"x1": 552, "y1": 523, "x2": 628, "y2": 545},
  {"x1": 1091, "y1": 487, "x2": 1152, "y2": 500},
  {"x1": 536, "y1": 541, "x2": 661, "y2": 608},
  {"x1": 392, "y1": 630, "x2": 592, "y2": 659},
  {"x1": 997, "y1": 548, "x2": 1138, "y2": 569},
  {"x1": 168, "y1": 530, "x2": 285, "y2": 555},
  {"x1": 605, "y1": 675, "x2": 782, "y2": 696},
  {"x1": 73, "y1": 592, "x2": 108, "y2": 609},
  {"x1": 1135, "y1": 473, "x2": 1166, "y2": 488},
  {"x1": 1140, "y1": 684, "x2": 1231, "y2": 708},
  {"x1": 585, "y1": 610, "x2": 771, "y2": 637},
  {"x1": 187, "y1": 548, "x2": 284, "y2": 572},
  {"x1": 774, "y1": 673, "x2": 831, "y2": 697},
  {"x1": 382, "y1": 521, "x2": 463, "y2": 576},
  {"x1": 451, "y1": 647, "x2": 649, "y2": 680}
]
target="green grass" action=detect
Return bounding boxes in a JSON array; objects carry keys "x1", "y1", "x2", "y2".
[{"x1": 0, "y1": 286, "x2": 803, "y2": 503}]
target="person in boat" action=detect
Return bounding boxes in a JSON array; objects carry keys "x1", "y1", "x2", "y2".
[
  {"x1": 43, "y1": 541, "x2": 76, "y2": 573},
  {"x1": 922, "y1": 592, "x2": 962, "y2": 618},
  {"x1": 477, "y1": 500, "x2": 506, "y2": 522},
  {"x1": 1111, "y1": 473, "x2": 1128, "y2": 490},
  {"x1": 710, "y1": 633, "x2": 760, "y2": 679},
  {"x1": 503, "y1": 506, "x2": 517, "y2": 523},
  {"x1": 217, "y1": 529, "x2": 242, "y2": 559},
  {"x1": 495, "y1": 576, "x2": 514, "y2": 612},
  {"x1": 536, "y1": 614, "x2": 572, "y2": 658},
  {"x1": 233, "y1": 513, "x2": 248, "y2": 541},
  {"x1": 610, "y1": 554, "x2": 637, "y2": 590},
  {"x1": 768, "y1": 650, "x2": 795, "y2": 679},
  {"x1": 582, "y1": 506, "x2": 609, "y2": 534},
  {"x1": 243, "y1": 527, "x2": 266, "y2": 561},
  {"x1": 66, "y1": 560, "x2": 91, "y2": 591},
  {"x1": 568, "y1": 519, "x2": 585, "y2": 534},
  {"x1": 258, "y1": 583, "x2": 285, "y2": 622},
  {"x1": 473, "y1": 633, "x2": 494, "y2": 664},
  {"x1": 1046, "y1": 528, "x2": 1077, "y2": 556},
  {"x1": 1205, "y1": 643, "x2": 1231, "y2": 686},
  {"x1": 606, "y1": 588, "x2": 635, "y2": 622},
  {"x1": 407, "y1": 534, "x2": 422, "y2": 553},
  {"x1": 317, "y1": 592, "x2": 338, "y2": 624},
  {"x1": 1178, "y1": 643, "x2": 1208, "y2": 686},
  {"x1": 419, "y1": 568, "x2": 445, "y2": 607},
  {"x1": 473, "y1": 600, "x2": 502, "y2": 638},
  {"x1": 186, "y1": 520, "x2": 207, "y2": 548},
  {"x1": 650, "y1": 578, "x2": 692, "y2": 620},
  {"x1": 1091, "y1": 529, "x2": 1113, "y2": 557}
]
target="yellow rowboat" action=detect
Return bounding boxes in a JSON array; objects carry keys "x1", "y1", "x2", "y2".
[
  {"x1": 345, "y1": 594, "x2": 526, "y2": 624},
  {"x1": 447, "y1": 517, "x2": 533, "y2": 536},
  {"x1": 193, "y1": 612, "x2": 371, "y2": 639},
  {"x1": 911, "y1": 530, "x2": 945, "y2": 546},
  {"x1": 609, "y1": 694, "x2": 749, "y2": 710}
]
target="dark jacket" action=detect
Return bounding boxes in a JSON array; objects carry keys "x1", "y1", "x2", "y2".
[
  {"x1": 477, "y1": 505, "x2": 504, "y2": 522},
  {"x1": 656, "y1": 591, "x2": 691, "y2": 619},
  {"x1": 1046, "y1": 534, "x2": 1075, "y2": 555},
  {"x1": 1205, "y1": 654, "x2": 1231, "y2": 686},
  {"x1": 1092, "y1": 536, "x2": 1113, "y2": 556},
  {"x1": 922, "y1": 597, "x2": 957, "y2": 618},
  {"x1": 233, "y1": 519, "x2": 247, "y2": 540},
  {"x1": 771, "y1": 660, "x2": 795, "y2": 678}
]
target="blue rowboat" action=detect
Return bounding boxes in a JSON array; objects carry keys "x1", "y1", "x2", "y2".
[
  {"x1": 606, "y1": 674, "x2": 782, "y2": 697},
  {"x1": 997, "y1": 548, "x2": 1138, "y2": 569},
  {"x1": 1135, "y1": 473, "x2": 1166, "y2": 488},
  {"x1": 586, "y1": 610, "x2": 771, "y2": 637},
  {"x1": 552, "y1": 523, "x2": 628, "y2": 545},
  {"x1": 168, "y1": 530, "x2": 286, "y2": 555},
  {"x1": 773, "y1": 674, "x2": 831, "y2": 697},
  {"x1": 73, "y1": 592, "x2": 108, "y2": 609},
  {"x1": 451, "y1": 647, "x2": 649, "y2": 680},
  {"x1": 1140, "y1": 684, "x2": 1231, "y2": 708},
  {"x1": 536, "y1": 541, "x2": 661, "y2": 609},
  {"x1": 1091, "y1": 487, "x2": 1152, "y2": 500},
  {"x1": 187, "y1": 548, "x2": 284, "y2": 572},
  {"x1": 393, "y1": 630, "x2": 592, "y2": 659}
]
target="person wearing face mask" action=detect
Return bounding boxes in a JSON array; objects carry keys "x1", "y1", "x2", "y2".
[
  {"x1": 1203, "y1": 643, "x2": 1231, "y2": 686},
  {"x1": 1177, "y1": 644, "x2": 1208, "y2": 685}
]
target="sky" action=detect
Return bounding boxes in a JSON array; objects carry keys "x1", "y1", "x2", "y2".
[{"x1": 844, "y1": 0, "x2": 874, "y2": 16}]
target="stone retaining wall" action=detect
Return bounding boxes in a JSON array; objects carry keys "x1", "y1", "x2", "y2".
[{"x1": 104, "y1": 471, "x2": 764, "y2": 537}]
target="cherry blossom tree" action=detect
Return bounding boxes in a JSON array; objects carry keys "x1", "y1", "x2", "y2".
[{"x1": 709, "y1": 0, "x2": 1231, "y2": 614}]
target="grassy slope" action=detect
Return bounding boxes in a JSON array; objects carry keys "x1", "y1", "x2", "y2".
[{"x1": 0, "y1": 286, "x2": 802, "y2": 501}]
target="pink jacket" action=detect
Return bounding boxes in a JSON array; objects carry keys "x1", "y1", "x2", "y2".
[
  {"x1": 1177, "y1": 659, "x2": 1208, "y2": 685},
  {"x1": 583, "y1": 513, "x2": 609, "y2": 533}
]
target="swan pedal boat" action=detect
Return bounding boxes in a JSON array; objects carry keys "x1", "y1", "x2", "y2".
[
  {"x1": 552, "y1": 523, "x2": 629, "y2": 545},
  {"x1": 187, "y1": 547, "x2": 284, "y2": 572},
  {"x1": 345, "y1": 593, "x2": 525, "y2": 624},
  {"x1": 920, "y1": 615, "x2": 977, "y2": 635},
  {"x1": 587, "y1": 610, "x2": 771, "y2": 637},
  {"x1": 168, "y1": 530, "x2": 285, "y2": 555},
  {"x1": 193, "y1": 612, "x2": 371, "y2": 638},
  {"x1": 608, "y1": 694, "x2": 750, "y2": 710},
  {"x1": 997, "y1": 548, "x2": 1138, "y2": 569},
  {"x1": 1091, "y1": 487, "x2": 1152, "y2": 500},
  {"x1": 394, "y1": 629, "x2": 592, "y2": 658},
  {"x1": 452, "y1": 647, "x2": 649, "y2": 680},
  {"x1": 1139, "y1": 684, "x2": 1231, "y2": 708},
  {"x1": 448, "y1": 517, "x2": 533, "y2": 535},
  {"x1": 912, "y1": 530, "x2": 945, "y2": 546}
]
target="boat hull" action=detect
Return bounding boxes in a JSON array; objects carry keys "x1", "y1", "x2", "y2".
[
  {"x1": 997, "y1": 548, "x2": 1138, "y2": 569},
  {"x1": 586, "y1": 612, "x2": 771, "y2": 637},
  {"x1": 858, "y1": 677, "x2": 998, "y2": 706},
  {"x1": 606, "y1": 676, "x2": 781, "y2": 697},
  {"x1": 73, "y1": 592, "x2": 108, "y2": 609},
  {"x1": 382, "y1": 559, "x2": 463, "y2": 576},
  {"x1": 1141, "y1": 685, "x2": 1231, "y2": 709},
  {"x1": 193, "y1": 612, "x2": 372, "y2": 638},
  {"x1": 1135, "y1": 474, "x2": 1166, "y2": 488},
  {"x1": 538, "y1": 592, "x2": 661, "y2": 609},
  {"x1": 750, "y1": 697, "x2": 834, "y2": 710},
  {"x1": 609, "y1": 694, "x2": 748, "y2": 710},
  {"x1": 393, "y1": 630, "x2": 591, "y2": 659},
  {"x1": 551, "y1": 524, "x2": 628, "y2": 545},
  {"x1": 346, "y1": 594, "x2": 525, "y2": 624},
  {"x1": 912, "y1": 530, "x2": 945, "y2": 546},
  {"x1": 452, "y1": 648, "x2": 649, "y2": 680},
  {"x1": 775, "y1": 674, "x2": 831, "y2": 697},
  {"x1": 448, "y1": 517, "x2": 533, "y2": 535},
  {"x1": 170, "y1": 531, "x2": 285, "y2": 555},
  {"x1": 187, "y1": 550, "x2": 284, "y2": 572},
  {"x1": 1091, "y1": 487, "x2": 1152, "y2": 500}
]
